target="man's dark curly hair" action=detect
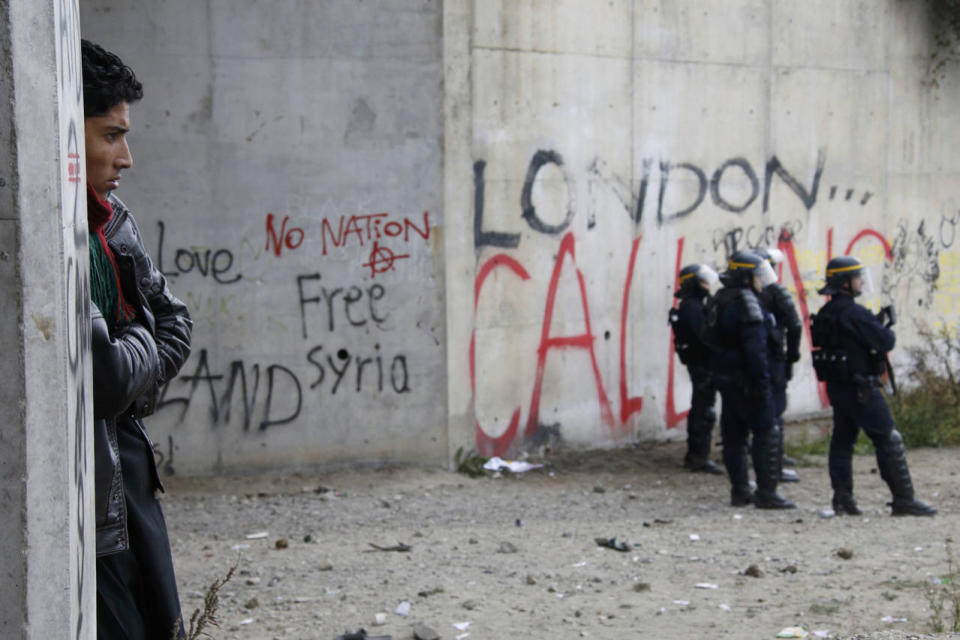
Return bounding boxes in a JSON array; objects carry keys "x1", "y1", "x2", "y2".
[{"x1": 81, "y1": 39, "x2": 143, "y2": 117}]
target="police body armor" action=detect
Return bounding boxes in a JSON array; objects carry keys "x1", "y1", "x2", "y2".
[
  {"x1": 762, "y1": 283, "x2": 801, "y2": 362},
  {"x1": 810, "y1": 309, "x2": 849, "y2": 383},
  {"x1": 669, "y1": 297, "x2": 709, "y2": 366},
  {"x1": 811, "y1": 296, "x2": 886, "y2": 384}
]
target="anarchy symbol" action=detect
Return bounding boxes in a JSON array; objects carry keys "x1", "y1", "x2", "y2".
[{"x1": 362, "y1": 240, "x2": 409, "y2": 278}]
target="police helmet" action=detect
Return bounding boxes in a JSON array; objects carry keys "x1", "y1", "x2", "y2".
[
  {"x1": 676, "y1": 263, "x2": 720, "y2": 297},
  {"x1": 725, "y1": 250, "x2": 778, "y2": 289},
  {"x1": 818, "y1": 255, "x2": 868, "y2": 296},
  {"x1": 755, "y1": 247, "x2": 785, "y2": 267}
]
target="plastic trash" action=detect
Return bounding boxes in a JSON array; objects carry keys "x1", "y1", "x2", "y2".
[
  {"x1": 695, "y1": 583, "x2": 718, "y2": 589},
  {"x1": 245, "y1": 532, "x2": 269, "y2": 539},
  {"x1": 881, "y1": 615, "x2": 908, "y2": 623},
  {"x1": 482, "y1": 457, "x2": 543, "y2": 473},
  {"x1": 777, "y1": 627, "x2": 808, "y2": 638},
  {"x1": 395, "y1": 601, "x2": 411, "y2": 616}
]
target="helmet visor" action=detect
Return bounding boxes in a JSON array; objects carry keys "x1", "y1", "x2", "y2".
[
  {"x1": 854, "y1": 266, "x2": 875, "y2": 296},
  {"x1": 765, "y1": 248, "x2": 785, "y2": 266},
  {"x1": 754, "y1": 260, "x2": 778, "y2": 289},
  {"x1": 697, "y1": 265, "x2": 721, "y2": 294}
]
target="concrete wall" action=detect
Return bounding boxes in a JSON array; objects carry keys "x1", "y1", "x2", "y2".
[
  {"x1": 79, "y1": 0, "x2": 960, "y2": 473},
  {"x1": 1, "y1": 0, "x2": 95, "y2": 637},
  {"x1": 449, "y1": 0, "x2": 960, "y2": 457},
  {"x1": 80, "y1": 0, "x2": 447, "y2": 474}
]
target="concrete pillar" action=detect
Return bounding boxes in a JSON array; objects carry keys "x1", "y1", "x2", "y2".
[{"x1": 0, "y1": 0, "x2": 95, "y2": 638}]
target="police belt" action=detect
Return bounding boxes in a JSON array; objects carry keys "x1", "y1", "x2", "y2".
[{"x1": 851, "y1": 374, "x2": 882, "y2": 388}]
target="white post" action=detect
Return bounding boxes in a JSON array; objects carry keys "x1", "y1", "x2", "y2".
[{"x1": 0, "y1": 0, "x2": 95, "y2": 638}]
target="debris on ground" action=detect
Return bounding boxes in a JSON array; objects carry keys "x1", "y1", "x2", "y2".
[
  {"x1": 595, "y1": 537, "x2": 632, "y2": 551},
  {"x1": 366, "y1": 542, "x2": 412, "y2": 552}
]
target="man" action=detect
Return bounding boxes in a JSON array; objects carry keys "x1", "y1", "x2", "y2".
[
  {"x1": 669, "y1": 264, "x2": 722, "y2": 474},
  {"x1": 706, "y1": 250, "x2": 794, "y2": 509},
  {"x1": 811, "y1": 256, "x2": 935, "y2": 517},
  {"x1": 84, "y1": 39, "x2": 193, "y2": 638},
  {"x1": 755, "y1": 247, "x2": 803, "y2": 483}
]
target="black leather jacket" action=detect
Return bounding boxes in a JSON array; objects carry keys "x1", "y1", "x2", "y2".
[{"x1": 93, "y1": 194, "x2": 192, "y2": 556}]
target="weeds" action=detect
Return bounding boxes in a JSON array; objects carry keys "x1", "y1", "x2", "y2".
[
  {"x1": 172, "y1": 560, "x2": 237, "y2": 640},
  {"x1": 787, "y1": 319, "x2": 960, "y2": 457},
  {"x1": 786, "y1": 429, "x2": 874, "y2": 460},
  {"x1": 889, "y1": 321, "x2": 960, "y2": 448},
  {"x1": 454, "y1": 447, "x2": 488, "y2": 478},
  {"x1": 926, "y1": 537, "x2": 960, "y2": 632}
]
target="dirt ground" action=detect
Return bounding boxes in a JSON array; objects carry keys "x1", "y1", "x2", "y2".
[{"x1": 163, "y1": 435, "x2": 960, "y2": 640}]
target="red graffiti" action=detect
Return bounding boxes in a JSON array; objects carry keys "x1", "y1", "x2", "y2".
[
  {"x1": 67, "y1": 152, "x2": 81, "y2": 184},
  {"x1": 320, "y1": 211, "x2": 430, "y2": 256},
  {"x1": 472, "y1": 223, "x2": 896, "y2": 455},
  {"x1": 619, "y1": 235, "x2": 644, "y2": 423},
  {"x1": 471, "y1": 254, "x2": 530, "y2": 457},
  {"x1": 361, "y1": 241, "x2": 410, "y2": 278},
  {"x1": 526, "y1": 233, "x2": 616, "y2": 438},
  {"x1": 265, "y1": 213, "x2": 305, "y2": 257},
  {"x1": 779, "y1": 230, "x2": 829, "y2": 407}
]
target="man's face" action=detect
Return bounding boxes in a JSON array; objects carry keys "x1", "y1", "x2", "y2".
[
  {"x1": 752, "y1": 273, "x2": 763, "y2": 294},
  {"x1": 85, "y1": 101, "x2": 132, "y2": 200},
  {"x1": 850, "y1": 273, "x2": 864, "y2": 294}
]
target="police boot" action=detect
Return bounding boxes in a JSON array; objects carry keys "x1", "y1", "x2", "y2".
[
  {"x1": 831, "y1": 491, "x2": 861, "y2": 516},
  {"x1": 752, "y1": 427, "x2": 796, "y2": 510},
  {"x1": 878, "y1": 430, "x2": 936, "y2": 517},
  {"x1": 684, "y1": 456, "x2": 724, "y2": 475},
  {"x1": 724, "y1": 447, "x2": 753, "y2": 506}
]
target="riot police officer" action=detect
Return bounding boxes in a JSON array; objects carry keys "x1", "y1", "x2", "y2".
[
  {"x1": 670, "y1": 264, "x2": 722, "y2": 474},
  {"x1": 707, "y1": 250, "x2": 795, "y2": 509},
  {"x1": 812, "y1": 256, "x2": 936, "y2": 516},
  {"x1": 756, "y1": 247, "x2": 803, "y2": 483}
]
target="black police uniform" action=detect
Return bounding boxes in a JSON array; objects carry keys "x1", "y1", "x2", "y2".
[
  {"x1": 761, "y1": 282, "x2": 803, "y2": 480},
  {"x1": 670, "y1": 285, "x2": 720, "y2": 473},
  {"x1": 812, "y1": 291, "x2": 936, "y2": 516},
  {"x1": 707, "y1": 271, "x2": 793, "y2": 509},
  {"x1": 762, "y1": 283, "x2": 802, "y2": 423}
]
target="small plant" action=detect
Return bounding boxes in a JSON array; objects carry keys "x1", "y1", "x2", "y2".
[
  {"x1": 889, "y1": 320, "x2": 960, "y2": 448},
  {"x1": 926, "y1": 537, "x2": 960, "y2": 632},
  {"x1": 454, "y1": 446, "x2": 489, "y2": 478},
  {"x1": 172, "y1": 561, "x2": 237, "y2": 640}
]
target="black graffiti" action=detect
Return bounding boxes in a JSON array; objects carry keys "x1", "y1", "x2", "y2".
[
  {"x1": 711, "y1": 220, "x2": 805, "y2": 256},
  {"x1": 586, "y1": 156, "x2": 638, "y2": 227},
  {"x1": 657, "y1": 162, "x2": 707, "y2": 225},
  {"x1": 296, "y1": 274, "x2": 388, "y2": 339},
  {"x1": 710, "y1": 157, "x2": 760, "y2": 213},
  {"x1": 158, "y1": 344, "x2": 411, "y2": 430},
  {"x1": 159, "y1": 349, "x2": 303, "y2": 431},
  {"x1": 306, "y1": 345, "x2": 411, "y2": 395},
  {"x1": 155, "y1": 221, "x2": 242, "y2": 284},
  {"x1": 940, "y1": 211, "x2": 959, "y2": 249},
  {"x1": 521, "y1": 149, "x2": 576, "y2": 234},
  {"x1": 474, "y1": 160, "x2": 520, "y2": 249},
  {"x1": 827, "y1": 185, "x2": 872, "y2": 205},
  {"x1": 887, "y1": 219, "x2": 941, "y2": 309},
  {"x1": 474, "y1": 148, "x2": 831, "y2": 246}
]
